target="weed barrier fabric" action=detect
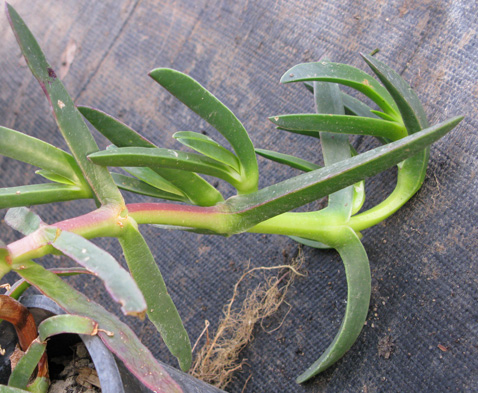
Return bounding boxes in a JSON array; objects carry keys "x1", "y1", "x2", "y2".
[{"x1": 0, "y1": 0, "x2": 476, "y2": 392}]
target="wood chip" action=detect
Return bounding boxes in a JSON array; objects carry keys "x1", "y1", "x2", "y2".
[{"x1": 77, "y1": 367, "x2": 101, "y2": 388}]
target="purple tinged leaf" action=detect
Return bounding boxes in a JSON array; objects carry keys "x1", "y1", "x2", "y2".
[
  {"x1": 48, "y1": 229, "x2": 146, "y2": 318},
  {"x1": 6, "y1": 268, "x2": 93, "y2": 300}
]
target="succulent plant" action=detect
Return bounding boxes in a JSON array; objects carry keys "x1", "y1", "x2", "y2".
[{"x1": 0, "y1": 2, "x2": 462, "y2": 392}]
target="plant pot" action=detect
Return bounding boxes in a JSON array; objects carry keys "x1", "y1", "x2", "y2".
[{"x1": 0, "y1": 295, "x2": 225, "y2": 393}]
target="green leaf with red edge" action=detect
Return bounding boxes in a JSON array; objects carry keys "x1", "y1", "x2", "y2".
[
  {"x1": 6, "y1": 4, "x2": 122, "y2": 206},
  {"x1": 5, "y1": 207, "x2": 145, "y2": 317},
  {"x1": 6, "y1": 268, "x2": 93, "y2": 300},
  {"x1": 118, "y1": 222, "x2": 192, "y2": 371},
  {"x1": 47, "y1": 228, "x2": 146, "y2": 318},
  {"x1": 78, "y1": 106, "x2": 223, "y2": 206},
  {"x1": 12, "y1": 260, "x2": 183, "y2": 393}
]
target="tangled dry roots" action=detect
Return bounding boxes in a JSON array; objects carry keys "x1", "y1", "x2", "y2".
[{"x1": 190, "y1": 251, "x2": 305, "y2": 390}]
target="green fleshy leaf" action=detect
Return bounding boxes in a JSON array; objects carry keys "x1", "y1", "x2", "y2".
[
  {"x1": 13, "y1": 260, "x2": 182, "y2": 393},
  {"x1": 0, "y1": 183, "x2": 90, "y2": 209},
  {"x1": 38, "y1": 314, "x2": 98, "y2": 341},
  {"x1": 6, "y1": 5, "x2": 122, "y2": 206},
  {"x1": 6, "y1": 268, "x2": 92, "y2": 300},
  {"x1": 289, "y1": 236, "x2": 331, "y2": 249},
  {"x1": 24, "y1": 376, "x2": 49, "y2": 393},
  {"x1": 174, "y1": 131, "x2": 241, "y2": 172},
  {"x1": 281, "y1": 61, "x2": 400, "y2": 119},
  {"x1": 111, "y1": 173, "x2": 189, "y2": 202},
  {"x1": 0, "y1": 126, "x2": 82, "y2": 185},
  {"x1": 149, "y1": 68, "x2": 258, "y2": 193},
  {"x1": 314, "y1": 81, "x2": 354, "y2": 221},
  {"x1": 349, "y1": 54, "x2": 432, "y2": 231},
  {"x1": 297, "y1": 227, "x2": 370, "y2": 382},
  {"x1": 8, "y1": 340, "x2": 46, "y2": 390},
  {"x1": 341, "y1": 92, "x2": 380, "y2": 119},
  {"x1": 104, "y1": 146, "x2": 184, "y2": 196},
  {"x1": 255, "y1": 149, "x2": 320, "y2": 171},
  {"x1": 88, "y1": 147, "x2": 244, "y2": 192},
  {"x1": 35, "y1": 170, "x2": 76, "y2": 186},
  {"x1": 48, "y1": 229, "x2": 146, "y2": 317},
  {"x1": 269, "y1": 114, "x2": 407, "y2": 141},
  {"x1": 224, "y1": 116, "x2": 462, "y2": 232},
  {"x1": 122, "y1": 167, "x2": 184, "y2": 196},
  {"x1": 78, "y1": 106, "x2": 223, "y2": 206},
  {"x1": 370, "y1": 110, "x2": 397, "y2": 122},
  {"x1": 304, "y1": 83, "x2": 380, "y2": 119},
  {"x1": 256, "y1": 148, "x2": 365, "y2": 215},
  {"x1": 118, "y1": 223, "x2": 192, "y2": 371},
  {"x1": 352, "y1": 181, "x2": 366, "y2": 215},
  {"x1": 4, "y1": 207, "x2": 42, "y2": 235},
  {"x1": 361, "y1": 54, "x2": 428, "y2": 133},
  {"x1": 0, "y1": 386, "x2": 35, "y2": 392}
]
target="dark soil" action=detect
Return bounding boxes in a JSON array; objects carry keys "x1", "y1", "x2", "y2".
[{"x1": 47, "y1": 340, "x2": 101, "y2": 393}]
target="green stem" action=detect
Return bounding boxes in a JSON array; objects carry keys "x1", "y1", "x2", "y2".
[{"x1": 349, "y1": 149, "x2": 429, "y2": 231}]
